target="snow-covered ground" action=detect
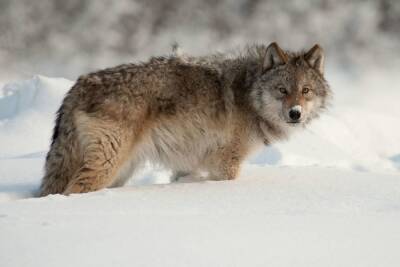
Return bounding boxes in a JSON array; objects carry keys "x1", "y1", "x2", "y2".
[{"x1": 0, "y1": 70, "x2": 399, "y2": 266}]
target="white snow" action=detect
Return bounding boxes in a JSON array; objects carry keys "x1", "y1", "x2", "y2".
[{"x1": 0, "y1": 71, "x2": 399, "y2": 267}]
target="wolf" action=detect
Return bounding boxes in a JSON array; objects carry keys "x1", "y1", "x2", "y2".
[{"x1": 39, "y1": 42, "x2": 331, "y2": 196}]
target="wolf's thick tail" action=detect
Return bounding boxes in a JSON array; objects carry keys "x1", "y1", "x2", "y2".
[{"x1": 38, "y1": 104, "x2": 80, "y2": 197}]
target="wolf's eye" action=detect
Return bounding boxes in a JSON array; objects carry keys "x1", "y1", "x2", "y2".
[
  {"x1": 302, "y1": 87, "x2": 310, "y2": 94},
  {"x1": 279, "y1": 87, "x2": 288, "y2": 95}
]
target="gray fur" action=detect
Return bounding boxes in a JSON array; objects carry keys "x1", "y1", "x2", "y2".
[{"x1": 39, "y1": 42, "x2": 331, "y2": 196}]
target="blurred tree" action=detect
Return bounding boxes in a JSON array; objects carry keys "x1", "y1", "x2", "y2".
[
  {"x1": 379, "y1": 0, "x2": 400, "y2": 34},
  {"x1": 0, "y1": 0, "x2": 398, "y2": 79}
]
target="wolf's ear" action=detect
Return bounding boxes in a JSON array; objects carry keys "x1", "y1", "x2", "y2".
[
  {"x1": 263, "y1": 42, "x2": 288, "y2": 71},
  {"x1": 305, "y1": 44, "x2": 325, "y2": 74}
]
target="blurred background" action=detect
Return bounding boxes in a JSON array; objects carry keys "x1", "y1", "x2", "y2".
[{"x1": 0, "y1": 0, "x2": 399, "y2": 81}]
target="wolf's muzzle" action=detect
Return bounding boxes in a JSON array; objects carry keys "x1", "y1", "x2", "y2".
[
  {"x1": 289, "y1": 110, "x2": 301, "y2": 121},
  {"x1": 288, "y1": 106, "x2": 302, "y2": 122}
]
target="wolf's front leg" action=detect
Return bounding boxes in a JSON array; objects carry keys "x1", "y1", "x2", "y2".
[
  {"x1": 207, "y1": 160, "x2": 241, "y2": 181},
  {"x1": 204, "y1": 143, "x2": 246, "y2": 181}
]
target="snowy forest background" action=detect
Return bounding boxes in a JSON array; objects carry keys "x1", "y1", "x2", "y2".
[{"x1": 0, "y1": 0, "x2": 399, "y2": 81}]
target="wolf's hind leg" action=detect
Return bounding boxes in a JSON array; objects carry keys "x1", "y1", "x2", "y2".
[
  {"x1": 39, "y1": 117, "x2": 81, "y2": 197},
  {"x1": 63, "y1": 114, "x2": 133, "y2": 195},
  {"x1": 39, "y1": 140, "x2": 79, "y2": 196}
]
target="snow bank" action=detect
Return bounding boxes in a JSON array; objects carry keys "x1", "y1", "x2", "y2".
[
  {"x1": 0, "y1": 71, "x2": 399, "y2": 266},
  {"x1": 0, "y1": 76, "x2": 72, "y2": 157},
  {"x1": 1, "y1": 166, "x2": 400, "y2": 267}
]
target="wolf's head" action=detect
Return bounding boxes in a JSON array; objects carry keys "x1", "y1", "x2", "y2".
[{"x1": 250, "y1": 42, "x2": 331, "y2": 128}]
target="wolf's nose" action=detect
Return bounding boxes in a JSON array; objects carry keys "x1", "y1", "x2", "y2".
[{"x1": 289, "y1": 109, "x2": 301, "y2": 121}]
